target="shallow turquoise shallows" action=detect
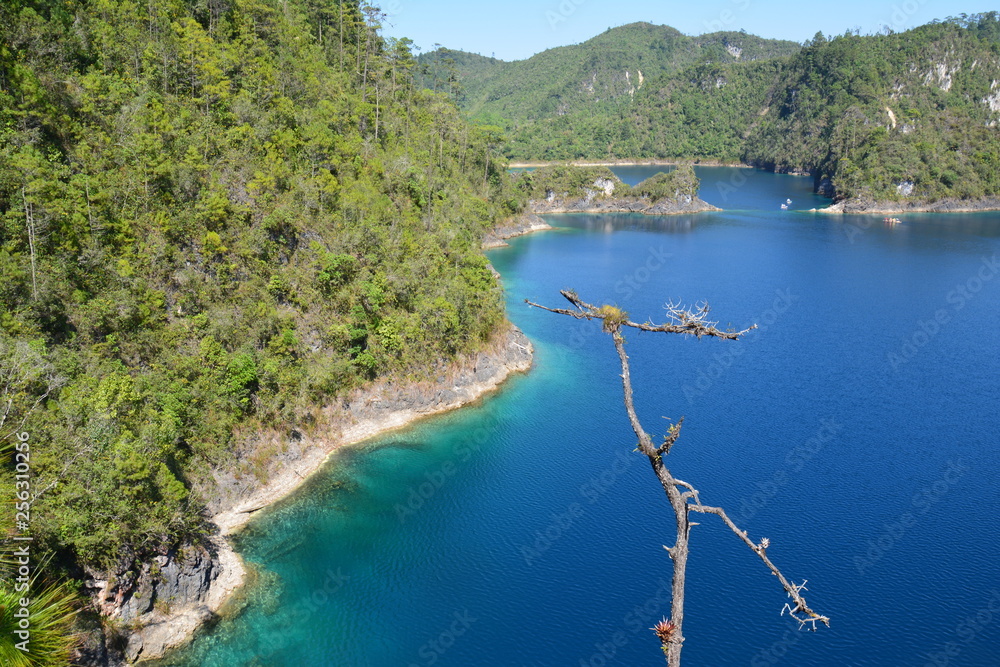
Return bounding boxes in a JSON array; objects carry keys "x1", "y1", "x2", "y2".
[{"x1": 167, "y1": 168, "x2": 1000, "y2": 666}]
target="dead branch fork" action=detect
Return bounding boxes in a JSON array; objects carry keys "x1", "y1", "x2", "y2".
[{"x1": 527, "y1": 290, "x2": 828, "y2": 666}]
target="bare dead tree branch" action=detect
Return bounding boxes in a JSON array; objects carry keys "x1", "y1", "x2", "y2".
[
  {"x1": 686, "y1": 502, "x2": 829, "y2": 630},
  {"x1": 528, "y1": 289, "x2": 755, "y2": 340},
  {"x1": 0, "y1": 336, "x2": 65, "y2": 448},
  {"x1": 526, "y1": 292, "x2": 827, "y2": 666}
]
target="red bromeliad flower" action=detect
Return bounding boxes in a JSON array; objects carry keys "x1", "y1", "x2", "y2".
[{"x1": 651, "y1": 617, "x2": 677, "y2": 645}]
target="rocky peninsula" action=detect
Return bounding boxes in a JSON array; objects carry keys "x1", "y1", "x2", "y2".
[
  {"x1": 482, "y1": 213, "x2": 552, "y2": 249},
  {"x1": 514, "y1": 164, "x2": 720, "y2": 216},
  {"x1": 815, "y1": 195, "x2": 1000, "y2": 214}
]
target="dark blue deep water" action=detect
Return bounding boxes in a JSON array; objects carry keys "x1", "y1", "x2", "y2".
[{"x1": 169, "y1": 168, "x2": 1000, "y2": 666}]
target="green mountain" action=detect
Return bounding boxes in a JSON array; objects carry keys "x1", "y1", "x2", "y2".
[
  {"x1": 742, "y1": 18, "x2": 1000, "y2": 203},
  {"x1": 0, "y1": 0, "x2": 518, "y2": 589},
  {"x1": 417, "y1": 23, "x2": 801, "y2": 125},
  {"x1": 632, "y1": 15, "x2": 1000, "y2": 203},
  {"x1": 415, "y1": 48, "x2": 503, "y2": 101},
  {"x1": 428, "y1": 14, "x2": 1000, "y2": 205}
]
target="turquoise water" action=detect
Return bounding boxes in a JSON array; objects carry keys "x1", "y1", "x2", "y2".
[{"x1": 168, "y1": 168, "x2": 1000, "y2": 666}]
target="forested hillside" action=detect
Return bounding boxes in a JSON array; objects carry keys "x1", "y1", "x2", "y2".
[
  {"x1": 741, "y1": 18, "x2": 1000, "y2": 202},
  {"x1": 0, "y1": 0, "x2": 519, "y2": 621},
  {"x1": 429, "y1": 14, "x2": 1000, "y2": 205},
  {"x1": 632, "y1": 15, "x2": 1000, "y2": 200},
  {"x1": 417, "y1": 22, "x2": 800, "y2": 158}
]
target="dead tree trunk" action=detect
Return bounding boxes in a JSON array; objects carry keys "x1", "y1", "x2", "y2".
[
  {"x1": 527, "y1": 290, "x2": 829, "y2": 666},
  {"x1": 21, "y1": 187, "x2": 38, "y2": 301},
  {"x1": 0, "y1": 335, "x2": 64, "y2": 447}
]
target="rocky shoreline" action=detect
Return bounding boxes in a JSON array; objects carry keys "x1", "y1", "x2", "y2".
[
  {"x1": 91, "y1": 325, "x2": 533, "y2": 665},
  {"x1": 815, "y1": 196, "x2": 1000, "y2": 214},
  {"x1": 482, "y1": 213, "x2": 552, "y2": 249},
  {"x1": 509, "y1": 158, "x2": 749, "y2": 168},
  {"x1": 506, "y1": 163, "x2": 720, "y2": 219},
  {"x1": 481, "y1": 188, "x2": 719, "y2": 253},
  {"x1": 528, "y1": 194, "x2": 720, "y2": 216}
]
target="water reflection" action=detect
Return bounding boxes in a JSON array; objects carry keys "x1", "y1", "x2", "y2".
[
  {"x1": 839, "y1": 212, "x2": 1000, "y2": 240},
  {"x1": 544, "y1": 212, "x2": 698, "y2": 234}
]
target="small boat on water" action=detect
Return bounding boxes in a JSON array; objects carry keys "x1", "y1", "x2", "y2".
[
  {"x1": 786, "y1": 198, "x2": 792, "y2": 205},
  {"x1": 780, "y1": 203, "x2": 788, "y2": 210},
  {"x1": 883, "y1": 217, "x2": 901, "y2": 225}
]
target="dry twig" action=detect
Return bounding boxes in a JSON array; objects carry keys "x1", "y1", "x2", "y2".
[{"x1": 527, "y1": 290, "x2": 828, "y2": 666}]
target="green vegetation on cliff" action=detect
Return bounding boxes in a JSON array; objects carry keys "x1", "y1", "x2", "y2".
[
  {"x1": 514, "y1": 165, "x2": 624, "y2": 200},
  {"x1": 0, "y1": 0, "x2": 519, "y2": 590},
  {"x1": 631, "y1": 166, "x2": 699, "y2": 202},
  {"x1": 431, "y1": 14, "x2": 1000, "y2": 204},
  {"x1": 515, "y1": 164, "x2": 700, "y2": 202},
  {"x1": 513, "y1": 164, "x2": 708, "y2": 215},
  {"x1": 417, "y1": 23, "x2": 800, "y2": 159},
  {"x1": 742, "y1": 17, "x2": 1000, "y2": 202}
]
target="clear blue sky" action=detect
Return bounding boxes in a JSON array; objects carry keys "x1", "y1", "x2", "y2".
[{"x1": 380, "y1": 0, "x2": 987, "y2": 60}]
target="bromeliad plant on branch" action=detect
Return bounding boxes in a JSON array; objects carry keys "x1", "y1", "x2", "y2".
[{"x1": 526, "y1": 290, "x2": 829, "y2": 666}]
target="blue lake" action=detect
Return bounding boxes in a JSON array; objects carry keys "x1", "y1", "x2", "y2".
[{"x1": 168, "y1": 167, "x2": 1000, "y2": 666}]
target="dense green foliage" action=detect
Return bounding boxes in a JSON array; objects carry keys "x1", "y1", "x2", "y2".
[
  {"x1": 0, "y1": 0, "x2": 519, "y2": 583},
  {"x1": 432, "y1": 15, "x2": 1000, "y2": 203},
  {"x1": 505, "y1": 55, "x2": 785, "y2": 161},
  {"x1": 513, "y1": 165, "x2": 623, "y2": 200},
  {"x1": 631, "y1": 166, "x2": 698, "y2": 201},
  {"x1": 513, "y1": 164, "x2": 699, "y2": 204},
  {"x1": 415, "y1": 48, "x2": 500, "y2": 102},
  {"x1": 742, "y1": 16, "x2": 1000, "y2": 201},
  {"x1": 628, "y1": 59, "x2": 787, "y2": 161},
  {"x1": 417, "y1": 23, "x2": 800, "y2": 159}
]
